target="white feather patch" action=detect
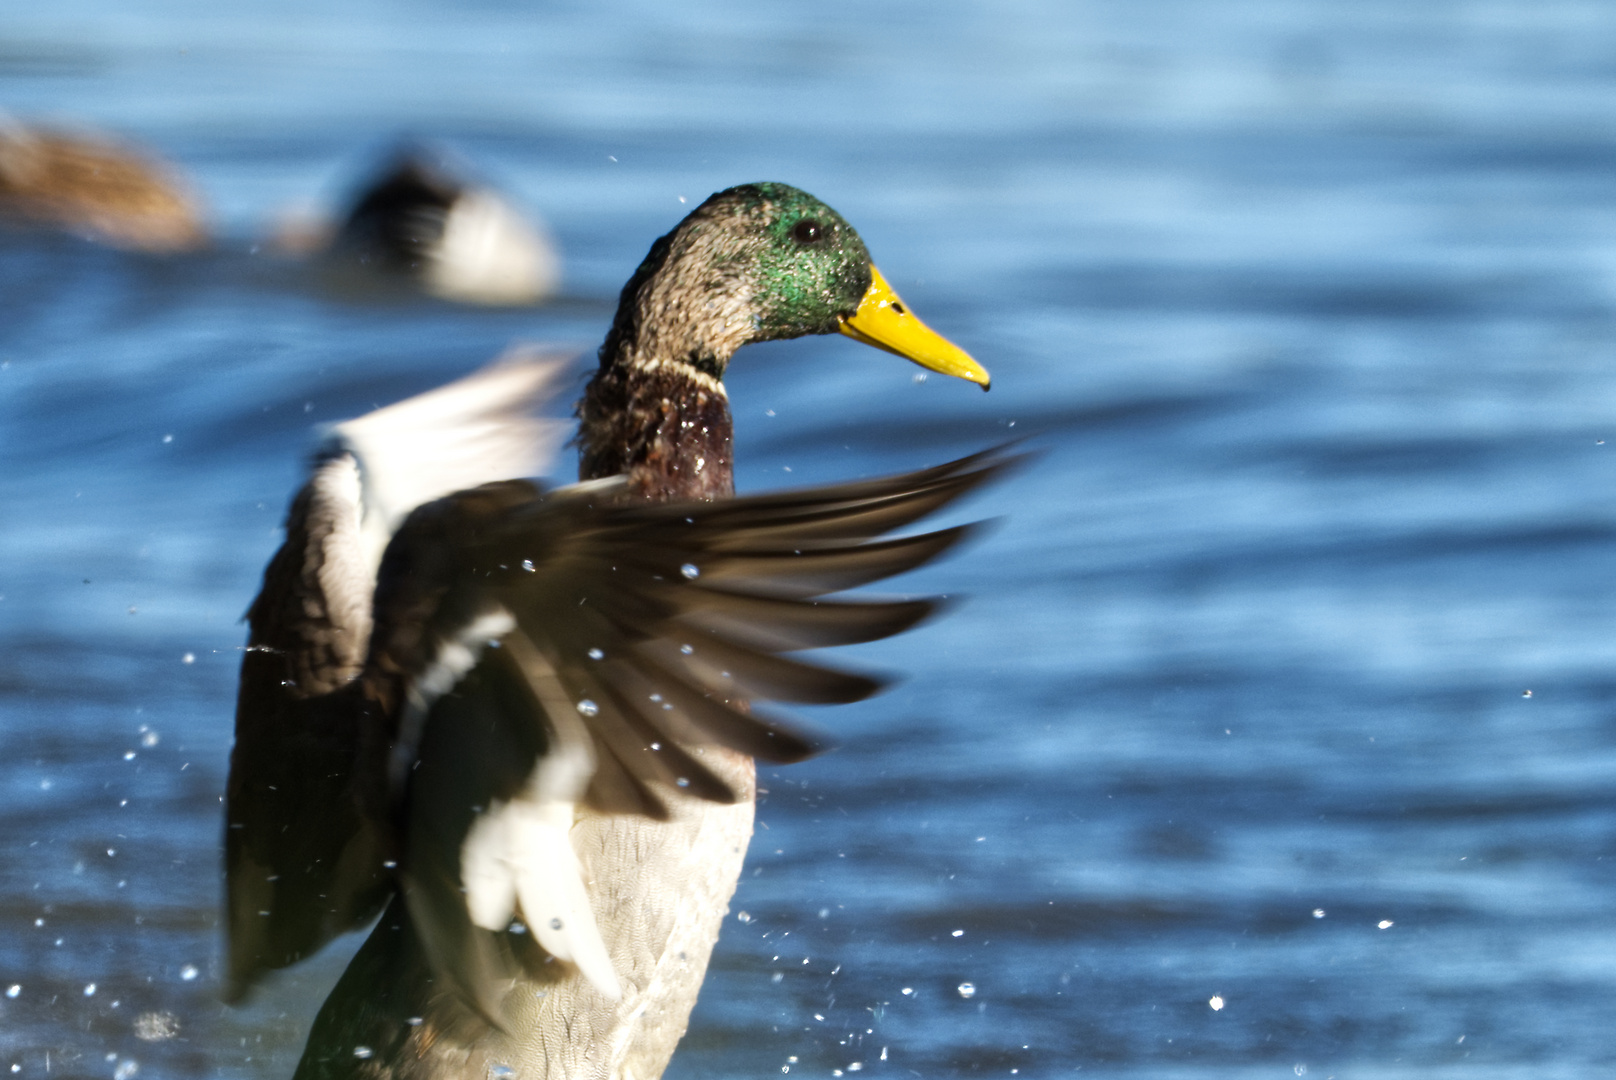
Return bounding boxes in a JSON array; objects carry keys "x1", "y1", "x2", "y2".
[
  {"x1": 304, "y1": 454, "x2": 376, "y2": 667},
  {"x1": 460, "y1": 796, "x2": 619, "y2": 999},
  {"x1": 327, "y1": 347, "x2": 573, "y2": 578},
  {"x1": 391, "y1": 608, "x2": 518, "y2": 794},
  {"x1": 460, "y1": 809, "x2": 517, "y2": 929},
  {"x1": 460, "y1": 631, "x2": 622, "y2": 1000}
]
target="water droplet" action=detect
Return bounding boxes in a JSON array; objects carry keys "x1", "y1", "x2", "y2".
[
  {"x1": 114, "y1": 1061, "x2": 139, "y2": 1080},
  {"x1": 737, "y1": 911, "x2": 752, "y2": 923},
  {"x1": 912, "y1": 373, "x2": 928, "y2": 383},
  {"x1": 951, "y1": 929, "x2": 963, "y2": 937},
  {"x1": 491, "y1": 1067, "x2": 515, "y2": 1079},
  {"x1": 1522, "y1": 689, "x2": 1533, "y2": 698},
  {"x1": 901, "y1": 987, "x2": 913, "y2": 995},
  {"x1": 406, "y1": 1017, "x2": 423, "y2": 1026},
  {"x1": 588, "y1": 648, "x2": 604, "y2": 660},
  {"x1": 576, "y1": 699, "x2": 599, "y2": 717},
  {"x1": 353, "y1": 1046, "x2": 372, "y2": 1060},
  {"x1": 161, "y1": 434, "x2": 173, "y2": 444},
  {"x1": 680, "y1": 563, "x2": 700, "y2": 579},
  {"x1": 549, "y1": 918, "x2": 563, "y2": 931},
  {"x1": 1209, "y1": 995, "x2": 1225, "y2": 1011},
  {"x1": 133, "y1": 1011, "x2": 179, "y2": 1041},
  {"x1": 107, "y1": 848, "x2": 116, "y2": 857},
  {"x1": 180, "y1": 965, "x2": 198, "y2": 981},
  {"x1": 680, "y1": 643, "x2": 694, "y2": 655},
  {"x1": 181, "y1": 653, "x2": 195, "y2": 665},
  {"x1": 83, "y1": 983, "x2": 96, "y2": 996},
  {"x1": 521, "y1": 559, "x2": 535, "y2": 572},
  {"x1": 140, "y1": 731, "x2": 158, "y2": 747},
  {"x1": 649, "y1": 693, "x2": 662, "y2": 703},
  {"x1": 819, "y1": 908, "x2": 830, "y2": 919},
  {"x1": 1312, "y1": 909, "x2": 1326, "y2": 919},
  {"x1": 676, "y1": 777, "x2": 690, "y2": 788},
  {"x1": 848, "y1": 1064, "x2": 863, "y2": 1072},
  {"x1": 771, "y1": 972, "x2": 783, "y2": 983},
  {"x1": 1377, "y1": 920, "x2": 1394, "y2": 930},
  {"x1": 957, "y1": 982, "x2": 975, "y2": 999},
  {"x1": 123, "y1": 751, "x2": 136, "y2": 761},
  {"x1": 4, "y1": 985, "x2": 17, "y2": 998}
]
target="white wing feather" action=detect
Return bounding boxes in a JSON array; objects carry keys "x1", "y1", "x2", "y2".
[
  {"x1": 458, "y1": 630, "x2": 622, "y2": 1000},
  {"x1": 330, "y1": 344, "x2": 573, "y2": 577}
]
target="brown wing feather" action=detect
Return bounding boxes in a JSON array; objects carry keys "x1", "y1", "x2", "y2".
[
  {"x1": 266, "y1": 447, "x2": 1016, "y2": 1016},
  {"x1": 224, "y1": 456, "x2": 392, "y2": 1000},
  {"x1": 363, "y1": 446, "x2": 1018, "y2": 813}
]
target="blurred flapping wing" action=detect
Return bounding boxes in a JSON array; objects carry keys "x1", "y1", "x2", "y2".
[
  {"x1": 225, "y1": 349, "x2": 574, "y2": 1001},
  {"x1": 362, "y1": 448, "x2": 1015, "y2": 1015}
]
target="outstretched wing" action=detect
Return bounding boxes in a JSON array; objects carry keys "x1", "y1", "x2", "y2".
[
  {"x1": 363, "y1": 448, "x2": 1016, "y2": 1016},
  {"x1": 225, "y1": 349, "x2": 573, "y2": 1001}
]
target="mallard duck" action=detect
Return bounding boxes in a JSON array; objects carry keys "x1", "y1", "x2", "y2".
[
  {"x1": 0, "y1": 116, "x2": 206, "y2": 253},
  {"x1": 225, "y1": 183, "x2": 996, "y2": 1080},
  {"x1": 279, "y1": 151, "x2": 561, "y2": 306}
]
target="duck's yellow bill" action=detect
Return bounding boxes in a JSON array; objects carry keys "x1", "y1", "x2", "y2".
[{"x1": 838, "y1": 266, "x2": 991, "y2": 391}]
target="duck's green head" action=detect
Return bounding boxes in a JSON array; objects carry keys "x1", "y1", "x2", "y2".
[{"x1": 605, "y1": 182, "x2": 989, "y2": 389}]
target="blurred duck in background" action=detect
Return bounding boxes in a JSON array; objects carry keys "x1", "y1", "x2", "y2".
[
  {"x1": 276, "y1": 149, "x2": 561, "y2": 306},
  {"x1": 0, "y1": 115, "x2": 207, "y2": 253}
]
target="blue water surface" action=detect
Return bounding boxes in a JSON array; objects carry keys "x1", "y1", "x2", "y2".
[{"x1": 4, "y1": 1, "x2": 1616, "y2": 1077}]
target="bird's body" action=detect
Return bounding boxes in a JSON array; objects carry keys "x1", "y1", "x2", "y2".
[
  {"x1": 297, "y1": 762, "x2": 754, "y2": 1079},
  {"x1": 226, "y1": 183, "x2": 994, "y2": 1080}
]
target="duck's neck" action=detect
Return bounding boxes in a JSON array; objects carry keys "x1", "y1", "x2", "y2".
[{"x1": 576, "y1": 237, "x2": 743, "y2": 501}]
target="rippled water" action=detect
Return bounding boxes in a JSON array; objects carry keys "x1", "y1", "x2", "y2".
[{"x1": 6, "y1": 1, "x2": 1616, "y2": 1077}]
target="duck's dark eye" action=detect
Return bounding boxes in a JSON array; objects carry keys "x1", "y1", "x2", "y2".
[{"x1": 791, "y1": 219, "x2": 823, "y2": 244}]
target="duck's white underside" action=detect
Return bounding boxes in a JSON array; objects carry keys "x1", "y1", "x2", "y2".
[{"x1": 446, "y1": 760, "x2": 755, "y2": 1080}]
